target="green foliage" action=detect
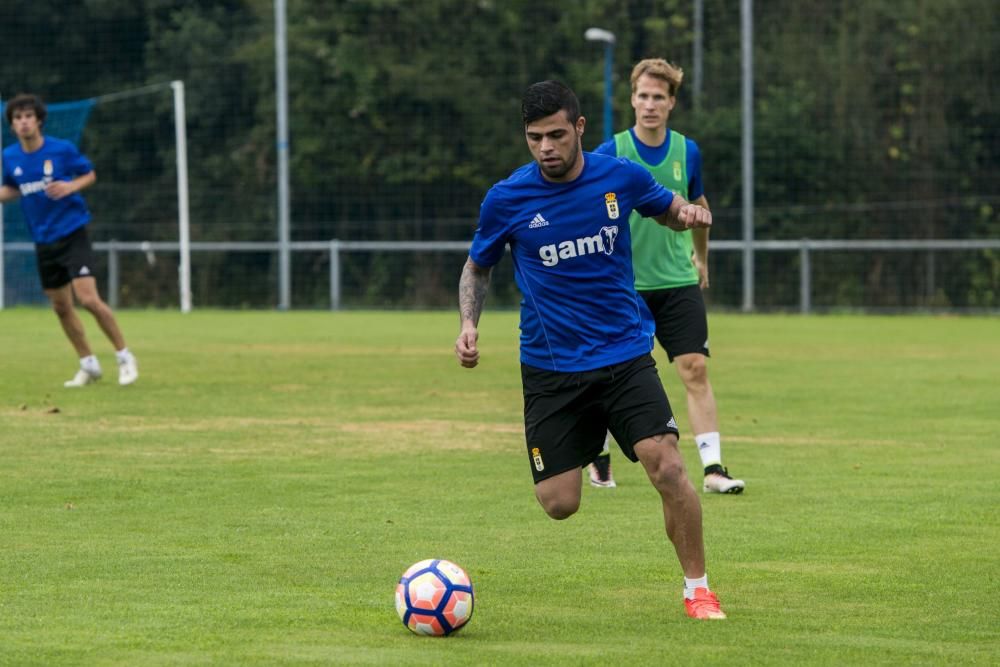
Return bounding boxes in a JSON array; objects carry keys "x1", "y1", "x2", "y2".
[{"x1": 1, "y1": 0, "x2": 997, "y2": 308}]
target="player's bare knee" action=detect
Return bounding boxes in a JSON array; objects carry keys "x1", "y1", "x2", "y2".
[
  {"x1": 542, "y1": 501, "x2": 578, "y2": 520},
  {"x1": 78, "y1": 295, "x2": 106, "y2": 313},
  {"x1": 50, "y1": 300, "x2": 74, "y2": 319},
  {"x1": 649, "y1": 458, "x2": 688, "y2": 492},
  {"x1": 679, "y1": 355, "x2": 707, "y2": 385},
  {"x1": 536, "y1": 494, "x2": 579, "y2": 520}
]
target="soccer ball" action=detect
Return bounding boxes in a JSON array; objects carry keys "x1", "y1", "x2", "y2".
[{"x1": 395, "y1": 558, "x2": 474, "y2": 636}]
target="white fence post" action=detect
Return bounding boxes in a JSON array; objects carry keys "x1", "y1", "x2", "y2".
[
  {"x1": 107, "y1": 241, "x2": 119, "y2": 308},
  {"x1": 329, "y1": 240, "x2": 341, "y2": 311},
  {"x1": 799, "y1": 241, "x2": 811, "y2": 314},
  {"x1": 171, "y1": 81, "x2": 192, "y2": 313}
]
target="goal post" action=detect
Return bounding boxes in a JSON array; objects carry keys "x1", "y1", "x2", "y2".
[{"x1": 170, "y1": 81, "x2": 192, "y2": 313}]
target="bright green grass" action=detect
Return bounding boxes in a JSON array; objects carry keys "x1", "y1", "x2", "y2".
[{"x1": 0, "y1": 309, "x2": 997, "y2": 666}]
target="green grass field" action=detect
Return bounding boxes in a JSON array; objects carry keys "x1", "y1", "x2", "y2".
[{"x1": 1, "y1": 309, "x2": 997, "y2": 665}]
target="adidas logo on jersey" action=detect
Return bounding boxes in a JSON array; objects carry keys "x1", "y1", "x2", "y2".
[
  {"x1": 538, "y1": 226, "x2": 619, "y2": 267},
  {"x1": 528, "y1": 213, "x2": 549, "y2": 228},
  {"x1": 78, "y1": 266, "x2": 91, "y2": 276},
  {"x1": 667, "y1": 417, "x2": 678, "y2": 430},
  {"x1": 13, "y1": 167, "x2": 23, "y2": 177}
]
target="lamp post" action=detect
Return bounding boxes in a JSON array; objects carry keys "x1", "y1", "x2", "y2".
[{"x1": 584, "y1": 27, "x2": 616, "y2": 143}]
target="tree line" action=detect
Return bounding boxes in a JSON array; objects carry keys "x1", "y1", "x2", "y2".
[{"x1": 2, "y1": 0, "x2": 997, "y2": 308}]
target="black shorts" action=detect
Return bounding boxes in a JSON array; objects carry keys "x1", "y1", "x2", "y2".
[
  {"x1": 521, "y1": 354, "x2": 679, "y2": 483},
  {"x1": 34, "y1": 225, "x2": 97, "y2": 290},
  {"x1": 639, "y1": 284, "x2": 710, "y2": 361}
]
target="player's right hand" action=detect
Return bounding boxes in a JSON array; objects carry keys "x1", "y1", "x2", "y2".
[
  {"x1": 45, "y1": 181, "x2": 74, "y2": 200},
  {"x1": 455, "y1": 327, "x2": 480, "y2": 368},
  {"x1": 678, "y1": 204, "x2": 712, "y2": 229}
]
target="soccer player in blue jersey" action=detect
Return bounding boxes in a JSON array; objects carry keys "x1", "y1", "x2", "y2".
[
  {"x1": 588, "y1": 59, "x2": 744, "y2": 495},
  {"x1": 1, "y1": 93, "x2": 138, "y2": 387},
  {"x1": 455, "y1": 80, "x2": 726, "y2": 620}
]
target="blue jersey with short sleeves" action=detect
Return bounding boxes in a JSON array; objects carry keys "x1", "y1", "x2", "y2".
[
  {"x1": 2, "y1": 136, "x2": 93, "y2": 243},
  {"x1": 469, "y1": 152, "x2": 674, "y2": 372}
]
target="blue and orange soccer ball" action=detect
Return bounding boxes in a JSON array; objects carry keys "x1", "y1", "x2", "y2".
[{"x1": 395, "y1": 559, "x2": 474, "y2": 636}]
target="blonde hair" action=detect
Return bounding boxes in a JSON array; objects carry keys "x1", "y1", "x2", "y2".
[{"x1": 630, "y1": 59, "x2": 684, "y2": 97}]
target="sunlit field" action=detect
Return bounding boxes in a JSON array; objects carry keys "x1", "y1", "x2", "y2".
[{"x1": 1, "y1": 309, "x2": 997, "y2": 665}]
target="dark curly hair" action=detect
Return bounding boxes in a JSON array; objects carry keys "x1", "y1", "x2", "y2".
[
  {"x1": 521, "y1": 80, "x2": 580, "y2": 127},
  {"x1": 5, "y1": 93, "x2": 47, "y2": 126}
]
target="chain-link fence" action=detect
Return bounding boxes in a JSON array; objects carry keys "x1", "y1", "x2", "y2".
[{"x1": 2, "y1": 0, "x2": 997, "y2": 311}]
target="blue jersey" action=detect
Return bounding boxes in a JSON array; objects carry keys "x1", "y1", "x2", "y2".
[
  {"x1": 470, "y1": 152, "x2": 674, "y2": 372},
  {"x1": 594, "y1": 128, "x2": 704, "y2": 200},
  {"x1": 2, "y1": 136, "x2": 93, "y2": 244}
]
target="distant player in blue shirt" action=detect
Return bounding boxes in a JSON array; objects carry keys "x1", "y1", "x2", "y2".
[
  {"x1": 454, "y1": 81, "x2": 726, "y2": 620},
  {"x1": 1, "y1": 93, "x2": 138, "y2": 387}
]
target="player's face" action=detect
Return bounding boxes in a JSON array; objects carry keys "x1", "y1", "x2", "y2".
[
  {"x1": 525, "y1": 110, "x2": 586, "y2": 182},
  {"x1": 631, "y1": 74, "x2": 675, "y2": 131},
  {"x1": 10, "y1": 109, "x2": 41, "y2": 141}
]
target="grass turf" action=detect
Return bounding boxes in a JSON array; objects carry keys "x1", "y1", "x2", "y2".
[{"x1": 0, "y1": 309, "x2": 997, "y2": 665}]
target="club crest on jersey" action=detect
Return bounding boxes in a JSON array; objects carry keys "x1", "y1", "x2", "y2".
[
  {"x1": 604, "y1": 192, "x2": 619, "y2": 220},
  {"x1": 43, "y1": 160, "x2": 54, "y2": 176}
]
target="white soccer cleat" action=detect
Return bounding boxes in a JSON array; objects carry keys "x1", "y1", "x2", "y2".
[
  {"x1": 64, "y1": 368, "x2": 101, "y2": 388},
  {"x1": 587, "y1": 455, "x2": 617, "y2": 488},
  {"x1": 118, "y1": 357, "x2": 139, "y2": 386},
  {"x1": 703, "y1": 467, "x2": 745, "y2": 494}
]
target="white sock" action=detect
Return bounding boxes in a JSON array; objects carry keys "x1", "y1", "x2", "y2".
[
  {"x1": 695, "y1": 432, "x2": 721, "y2": 469},
  {"x1": 600, "y1": 433, "x2": 611, "y2": 456},
  {"x1": 115, "y1": 347, "x2": 133, "y2": 364},
  {"x1": 80, "y1": 355, "x2": 101, "y2": 374},
  {"x1": 684, "y1": 575, "x2": 709, "y2": 599}
]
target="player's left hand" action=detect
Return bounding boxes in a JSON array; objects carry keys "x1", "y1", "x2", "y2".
[
  {"x1": 678, "y1": 204, "x2": 711, "y2": 229},
  {"x1": 45, "y1": 181, "x2": 74, "y2": 200}
]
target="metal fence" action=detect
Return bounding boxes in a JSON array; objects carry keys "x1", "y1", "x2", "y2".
[
  {"x1": 3, "y1": 2, "x2": 996, "y2": 314},
  {"x1": 5, "y1": 239, "x2": 998, "y2": 314}
]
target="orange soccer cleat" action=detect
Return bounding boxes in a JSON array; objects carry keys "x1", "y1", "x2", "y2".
[{"x1": 684, "y1": 588, "x2": 727, "y2": 620}]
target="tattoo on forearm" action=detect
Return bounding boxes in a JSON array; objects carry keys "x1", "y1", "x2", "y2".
[{"x1": 459, "y1": 260, "x2": 491, "y2": 325}]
